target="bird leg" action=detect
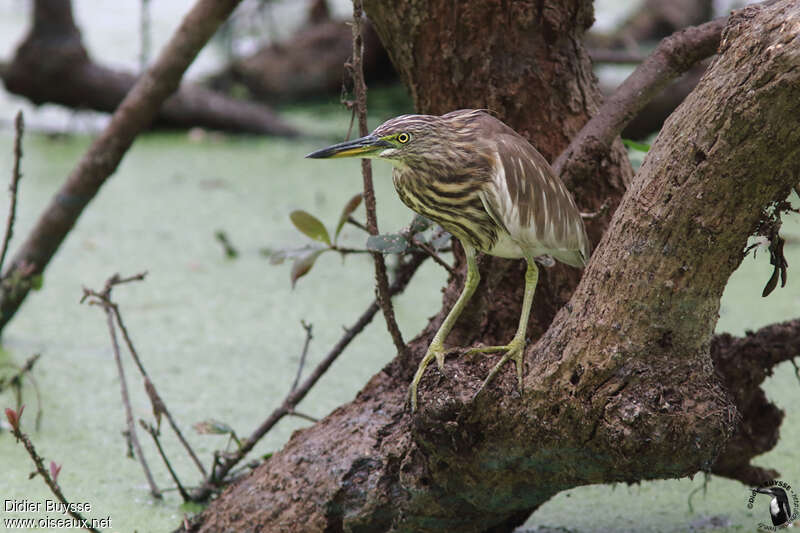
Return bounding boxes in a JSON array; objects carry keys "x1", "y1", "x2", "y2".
[
  {"x1": 409, "y1": 247, "x2": 479, "y2": 412},
  {"x1": 468, "y1": 258, "x2": 538, "y2": 396}
]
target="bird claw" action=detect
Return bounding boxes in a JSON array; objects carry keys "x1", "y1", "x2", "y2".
[
  {"x1": 469, "y1": 338, "x2": 525, "y2": 400},
  {"x1": 408, "y1": 344, "x2": 449, "y2": 413}
]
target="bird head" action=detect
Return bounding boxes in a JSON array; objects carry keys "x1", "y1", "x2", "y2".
[{"x1": 306, "y1": 110, "x2": 487, "y2": 171}]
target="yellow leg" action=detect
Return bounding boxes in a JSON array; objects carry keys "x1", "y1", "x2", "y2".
[
  {"x1": 468, "y1": 257, "x2": 538, "y2": 395},
  {"x1": 409, "y1": 246, "x2": 479, "y2": 412}
]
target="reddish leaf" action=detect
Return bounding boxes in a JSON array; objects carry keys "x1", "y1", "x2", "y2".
[
  {"x1": 290, "y1": 249, "x2": 324, "y2": 288},
  {"x1": 49, "y1": 461, "x2": 62, "y2": 484},
  {"x1": 5, "y1": 407, "x2": 18, "y2": 430},
  {"x1": 334, "y1": 193, "x2": 363, "y2": 244}
]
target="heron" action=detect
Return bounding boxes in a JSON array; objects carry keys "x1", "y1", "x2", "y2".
[{"x1": 307, "y1": 109, "x2": 590, "y2": 411}]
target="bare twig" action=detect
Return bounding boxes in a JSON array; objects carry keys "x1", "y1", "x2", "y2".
[
  {"x1": 330, "y1": 245, "x2": 371, "y2": 255},
  {"x1": 410, "y1": 235, "x2": 455, "y2": 276},
  {"x1": 83, "y1": 272, "x2": 207, "y2": 478},
  {"x1": 589, "y1": 48, "x2": 649, "y2": 64},
  {"x1": 0, "y1": 0, "x2": 253, "y2": 335},
  {"x1": 141, "y1": 419, "x2": 191, "y2": 502},
  {"x1": 351, "y1": 0, "x2": 410, "y2": 363},
  {"x1": 291, "y1": 321, "x2": 313, "y2": 392},
  {"x1": 103, "y1": 302, "x2": 162, "y2": 498},
  {"x1": 6, "y1": 416, "x2": 100, "y2": 532},
  {"x1": 0, "y1": 353, "x2": 43, "y2": 429},
  {"x1": 113, "y1": 301, "x2": 207, "y2": 477},
  {"x1": 287, "y1": 408, "x2": 319, "y2": 423},
  {"x1": 0, "y1": 111, "x2": 23, "y2": 274},
  {"x1": 195, "y1": 251, "x2": 428, "y2": 499},
  {"x1": 346, "y1": 216, "x2": 369, "y2": 233}
]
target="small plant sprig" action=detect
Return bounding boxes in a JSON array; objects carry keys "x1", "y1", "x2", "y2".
[
  {"x1": 4, "y1": 406, "x2": 100, "y2": 533},
  {"x1": 266, "y1": 193, "x2": 453, "y2": 287}
]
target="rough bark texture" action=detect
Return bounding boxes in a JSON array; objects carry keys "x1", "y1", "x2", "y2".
[
  {"x1": 1, "y1": 0, "x2": 297, "y2": 136},
  {"x1": 190, "y1": 2, "x2": 800, "y2": 532}
]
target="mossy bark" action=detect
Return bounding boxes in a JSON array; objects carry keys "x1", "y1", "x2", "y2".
[{"x1": 190, "y1": 1, "x2": 800, "y2": 531}]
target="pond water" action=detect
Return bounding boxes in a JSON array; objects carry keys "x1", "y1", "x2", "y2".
[{"x1": 0, "y1": 1, "x2": 797, "y2": 532}]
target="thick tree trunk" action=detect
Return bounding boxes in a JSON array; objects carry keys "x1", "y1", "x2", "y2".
[
  {"x1": 190, "y1": 1, "x2": 800, "y2": 531},
  {"x1": 364, "y1": 0, "x2": 631, "y2": 365},
  {"x1": 2, "y1": 0, "x2": 297, "y2": 136}
]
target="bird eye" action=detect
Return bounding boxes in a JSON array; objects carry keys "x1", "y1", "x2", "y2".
[{"x1": 397, "y1": 132, "x2": 410, "y2": 144}]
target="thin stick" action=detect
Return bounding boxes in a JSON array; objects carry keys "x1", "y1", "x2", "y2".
[
  {"x1": 346, "y1": 216, "x2": 368, "y2": 233},
  {"x1": 0, "y1": 0, "x2": 251, "y2": 335},
  {"x1": 104, "y1": 305, "x2": 162, "y2": 498},
  {"x1": 82, "y1": 272, "x2": 207, "y2": 478},
  {"x1": 112, "y1": 303, "x2": 207, "y2": 477},
  {"x1": 410, "y1": 236, "x2": 455, "y2": 276},
  {"x1": 195, "y1": 251, "x2": 427, "y2": 499},
  {"x1": 141, "y1": 420, "x2": 191, "y2": 502},
  {"x1": 0, "y1": 111, "x2": 23, "y2": 274},
  {"x1": 291, "y1": 321, "x2": 313, "y2": 392},
  {"x1": 8, "y1": 425, "x2": 100, "y2": 532},
  {"x1": 1, "y1": 353, "x2": 43, "y2": 428},
  {"x1": 351, "y1": 0, "x2": 409, "y2": 362},
  {"x1": 287, "y1": 409, "x2": 318, "y2": 423}
]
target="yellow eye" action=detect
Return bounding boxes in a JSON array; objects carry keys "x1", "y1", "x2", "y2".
[{"x1": 397, "y1": 132, "x2": 410, "y2": 144}]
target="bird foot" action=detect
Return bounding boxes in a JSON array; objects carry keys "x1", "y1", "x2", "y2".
[
  {"x1": 466, "y1": 337, "x2": 526, "y2": 398},
  {"x1": 408, "y1": 344, "x2": 460, "y2": 412}
]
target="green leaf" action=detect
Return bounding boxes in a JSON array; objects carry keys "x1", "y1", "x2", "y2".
[
  {"x1": 366, "y1": 233, "x2": 409, "y2": 254},
  {"x1": 180, "y1": 501, "x2": 207, "y2": 514},
  {"x1": 408, "y1": 214, "x2": 433, "y2": 235},
  {"x1": 290, "y1": 210, "x2": 331, "y2": 245},
  {"x1": 290, "y1": 249, "x2": 325, "y2": 288},
  {"x1": 334, "y1": 193, "x2": 363, "y2": 244},
  {"x1": 622, "y1": 139, "x2": 651, "y2": 152}
]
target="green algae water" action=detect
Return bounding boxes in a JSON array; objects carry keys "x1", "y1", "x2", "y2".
[{"x1": 0, "y1": 109, "x2": 447, "y2": 531}]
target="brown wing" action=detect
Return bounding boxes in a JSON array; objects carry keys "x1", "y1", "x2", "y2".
[{"x1": 481, "y1": 130, "x2": 590, "y2": 267}]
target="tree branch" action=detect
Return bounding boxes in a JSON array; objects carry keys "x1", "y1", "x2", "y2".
[
  {"x1": 195, "y1": 251, "x2": 427, "y2": 500},
  {"x1": 710, "y1": 319, "x2": 800, "y2": 485},
  {"x1": 189, "y1": 3, "x2": 800, "y2": 530},
  {"x1": 0, "y1": 0, "x2": 247, "y2": 334},
  {"x1": 554, "y1": 0, "x2": 780, "y2": 184}
]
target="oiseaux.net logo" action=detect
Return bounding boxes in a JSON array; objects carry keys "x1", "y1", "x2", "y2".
[{"x1": 747, "y1": 479, "x2": 799, "y2": 531}]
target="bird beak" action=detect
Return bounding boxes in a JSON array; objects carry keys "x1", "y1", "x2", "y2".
[{"x1": 306, "y1": 135, "x2": 392, "y2": 159}]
